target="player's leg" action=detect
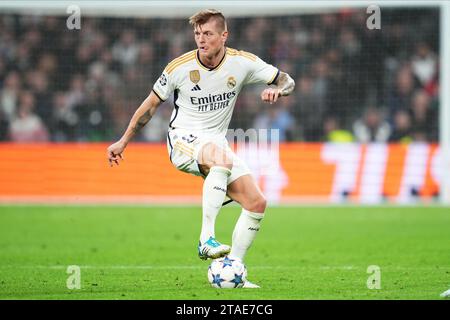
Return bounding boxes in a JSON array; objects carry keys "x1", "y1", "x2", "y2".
[
  {"x1": 225, "y1": 174, "x2": 266, "y2": 288},
  {"x1": 226, "y1": 174, "x2": 267, "y2": 262},
  {"x1": 197, "y1": 142, "x2": 233, "y2": 260},
  {"x1": 167, "y1": 130, "x2": 232, "y2": 259}
]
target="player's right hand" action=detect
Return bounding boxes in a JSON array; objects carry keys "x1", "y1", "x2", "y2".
[{"x1": 107, "y1": 141, "x2": 126, "y2": 167}]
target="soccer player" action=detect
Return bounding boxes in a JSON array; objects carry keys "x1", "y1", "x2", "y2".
[{"x1": 107, "y1": 9, "x2": 295, "y2": 288}]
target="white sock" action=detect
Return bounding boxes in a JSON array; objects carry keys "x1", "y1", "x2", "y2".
[
  {"x1": 200, "y1": 166, "x2": 231, "y2": 244},
  {"x1": 230, "y1": 209, "x2": 264, "y2": 261}
]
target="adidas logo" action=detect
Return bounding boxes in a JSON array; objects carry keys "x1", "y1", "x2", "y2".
[
  {"x1": 191, "y1": 84, "x2": 201, "y2": 91},
  {"x1": 248, "y1": 227, "x2": 260, "y2": 231}
]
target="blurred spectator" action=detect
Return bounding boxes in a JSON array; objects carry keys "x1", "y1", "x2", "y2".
[
  {"x1": 74, "y1": 45, "x2": 94, "y2": 75},
  {"x1": 76, "y1": 87, "x2": 112, "y2": 141},
  {"x1": 271, "y1": 30, "x2": 294, "y2": 65},
  {"x1": 37, "y1": 53, "x2": 58, "y2": 77},
  {"x1": 66, "y1": 74, "x2": 86, "y2": 109},
  {"x1": 9, "y1": 91, "x2": 49, "y2": 142},
  {"x1": 253, "y1": 104, "x2": 295, "y2": 142},
  {"x1": 322, "y1": 116, "x2": 354, "y2": 143},
  {"x1": 386, "y1": 65, "x2": 416, "y2": 117},
  {"x1": 230, "y1": 90, "x2": 260, "y2": 130},
  {"x1": 51, "y1": 92, "x2": 79, "y2": 141},
  {"x1": 0, "y1": 27, "x2": 16, "y2": 62},
  {"x1": 0, "y1": 10, "x2": 441, "y2": 143},
  {"x1": 14, "y1": 42, "x2": 33, "y2": 72},
  {"x1": 310, "y1": 58, "x2": 330, "y2": 103},
  {"x1": 135, "y1": 43, "x2": 159, "y2": 93},
  {"x1": 27, "y1": 71, "x2": 53, "y2": 128},
  {"x1": 141, "y1": 103, "x2": 173, "y2": 142},
  {"x1": 294, "y1": 75, "x2": 325, "y2": 141},
  {"x1": 0, "y1": 71, "x2": 21, "y2": 121},
  {"x1": 353, "y1": 107, "x2": 391, "y2": 143},
  {"x1": 0, "y1": 111, "x2": 8, "y2": 140},
  {"x1": 239, "y1": 18, "x2": 270, "y2": 57},
  {"x1": 358, "y1": 14, "x2": 384, "y2": 106},
  {"x1": 411, "y1": 42, "x2": 438, "y2": 96},
  {"x1": 0, "y1": 59, "x2": 6, "y2": 85},
  {"x1": 410, "y1": 90, "x2": 437, "y2": 142},
  {"x1": 112, "y1": 29, "x2": 140, "y2": 67},
  {"x1": 389, "y1": 109, "x2": 412, "y2": 143}
]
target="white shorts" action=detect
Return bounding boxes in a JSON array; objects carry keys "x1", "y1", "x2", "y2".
[{"x1": 166, "y1": 128, "x2": 251, "y2": 185}]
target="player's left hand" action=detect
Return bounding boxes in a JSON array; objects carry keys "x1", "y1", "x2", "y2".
[{"x1": 261, "y1": 88, "x2": 281, "y2": 104}]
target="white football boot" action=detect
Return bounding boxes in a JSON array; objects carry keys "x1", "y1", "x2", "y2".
[
  {"x1": 198, "y1": 237, "x2": 231, "y2": 260},
  {"x1": 227, "y1": 255, "x2": 261, "y2": 288},
  {"x1": 243, "y1": 280, "x2": 261, "y2": 289},
  {"x1": 440, "y1": 289, "x2": 450, "y2": 298}
]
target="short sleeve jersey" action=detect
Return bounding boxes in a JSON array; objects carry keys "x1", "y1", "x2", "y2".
[{"x1": 152, "y1": 47, "x2": 279, "y2": 136}]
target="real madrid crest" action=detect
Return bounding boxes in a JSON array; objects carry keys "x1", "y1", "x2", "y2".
[
  {"x1": 227, "y1": 76, "x2": 236, "y2": 89},
  {"x1": 190, "y1": 70, "x2": 200, "y2": 84}
]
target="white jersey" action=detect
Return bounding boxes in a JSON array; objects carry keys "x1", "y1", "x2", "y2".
[{"x1": 152, "y1": 47, "x2": 279, "y2": 136}]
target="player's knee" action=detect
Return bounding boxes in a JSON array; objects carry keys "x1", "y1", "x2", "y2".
[
  {"x1": 247, "y1": 196, "x2": 267, "y2": 214},
  {"x1": 200, "y1": 143, "x2": 233, "y2": 170},
  {"x1": 212, "y1": 156, "x2": 233, "y2": 170}
]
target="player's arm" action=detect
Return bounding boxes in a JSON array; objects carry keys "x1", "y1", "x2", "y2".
[
  {"x1": 261, "y1": 72, "x2": 295, "y2": 104},
  {"x1": 107, "y1": 91, "x2": 162, "y2": 167}
]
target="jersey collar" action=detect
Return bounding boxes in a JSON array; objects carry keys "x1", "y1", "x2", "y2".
[{"x1": 195, "y1": 47, "x2": 227, "y2": 71}]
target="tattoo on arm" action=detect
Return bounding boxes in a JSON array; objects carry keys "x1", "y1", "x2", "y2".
[
  {"x1": 132, "y1": 110, "x2": 152, "y2": 134},
  {"x1": 275, "y1": 72, "x2": 295, "y2": 96}
]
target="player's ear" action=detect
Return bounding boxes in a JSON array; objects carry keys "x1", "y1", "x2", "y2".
[{"x1": 221, "y1": 30, "x2": 228, "y2": 43}]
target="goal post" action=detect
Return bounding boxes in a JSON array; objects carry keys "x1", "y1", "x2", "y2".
[{"x1": 440, "y1": 1, "x2": 450, "y2": 204}]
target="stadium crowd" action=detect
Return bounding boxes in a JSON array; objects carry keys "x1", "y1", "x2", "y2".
[{"x1": 0, "y1": 9, "x2": 440, "y2": 143}]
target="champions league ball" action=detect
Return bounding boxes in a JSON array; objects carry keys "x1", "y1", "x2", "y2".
[{"x1": 207, "y1": 256, "x2": 247, "y2": 288}]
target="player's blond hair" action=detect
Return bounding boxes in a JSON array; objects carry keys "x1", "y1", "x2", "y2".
[{"x1": 189, "y1": 9, "x2": 227, "y2": 32}]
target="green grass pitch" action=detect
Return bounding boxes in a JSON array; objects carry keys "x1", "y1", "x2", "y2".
[{"x1": 0, "y1": 205, "x2": 449, "y2": 300}]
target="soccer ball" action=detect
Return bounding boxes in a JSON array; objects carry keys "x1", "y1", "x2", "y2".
[{"x1": 207, "y1": 256, "x2": 247, "y2": 288}]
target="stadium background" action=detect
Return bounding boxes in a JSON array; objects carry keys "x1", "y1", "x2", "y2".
[
  {"x1": 0, "y1": 1, "x2": 448, "y2": 204},
  {"x1": 1, "y1": 0, "x2": 450, "y2": 301}
]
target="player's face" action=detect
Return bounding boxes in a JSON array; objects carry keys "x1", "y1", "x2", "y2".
[{"x1": 194, "y1": 20, "x2": 228, "y2": 59}]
